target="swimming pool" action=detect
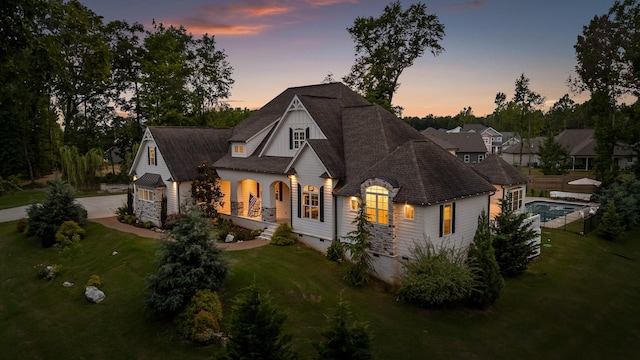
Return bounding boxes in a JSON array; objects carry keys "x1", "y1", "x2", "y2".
[{"x1": 525, "y1": 201, "x2": 588, "y2": 222}]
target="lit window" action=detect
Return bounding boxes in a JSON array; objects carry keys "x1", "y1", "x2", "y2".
[
  {"x1": 404, "y1": 205, "x2": 414, "y2": 220},
  {"x1": 509, "y1": 187, "x2": 524, "y2": 212},
  {"x1": 365, "y1": 185, "x2": 388, "y2": 225},
  {"x1": 138, "y1": 188, "x2": 155, "y2": 202},
  {"x1": 149, "y1": 147, "x2": 156, "y2": 166},
  {"x1": 293, "y1": 128, "x2": 306, "y2": 149},
  {"x1": 442, "y1": 203, "x2": 453, "y2": 235},
  {"x1": 233, "y1": 144, "x2": 244, "y2": 154},
  {"x1": 349, "y1": 197, "x2": 359, "y2": 211},
  {"x1": 303, "y1": 185, "x2": 319, "y2": 220}
]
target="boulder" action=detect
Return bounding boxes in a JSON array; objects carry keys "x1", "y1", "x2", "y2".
[
  {"x1": 85, "y1": 286, "x2": 105, "y2": 303},
  {"x1": 225, "y1": 234, "x2": 235, "y2": 243},
  {"x1": 63, "y1": 281, "x2": 74, "y2": 288}
]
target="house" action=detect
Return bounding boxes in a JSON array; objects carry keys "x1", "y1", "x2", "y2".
[
  {"x1": 501, "y1": 137, "x2": 544, "y2": 167},
  {"x1": 555, "y1": 129, "x2": 637, "y2": 171},
  {"x1": 460, "y1": 124, "x2": 504, "y2": 154},
  {"x1": 129, "y1": 82, "x2": 496, "y2": 284},
  {"x1": 470, "y1": 155, "x2": 530, "y2": 219},
  {"x1": 422, "y1": 127, "x2": 487, "y2": 164}
]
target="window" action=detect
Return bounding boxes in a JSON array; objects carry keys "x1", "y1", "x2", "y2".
[
  {"x1": 404, "y1": 205, "x2": 414, "y2": 220},
  {"x1": 148, "y1": 146, "x2": 156, "y2": 166},
  {"x1": 441, "y1": 203, "x2": 454, "y2": 236},
  {"x1": 349, "y1": 197, "x2": 359, "y2": 211},
  {"x1": 464, "y1": 154, "x2": 470, "y2": 163},
  {"x1": 302, "y1": 185, "x2": 319, "y2": 220},
  {"x1": 478, "y1": 154, "x2": 484, "y2": 162},
  {"x1": 233, "y1": 144, "x2": 244, "y2": 154},
  {"x1": 293, "y1": 128, "x2": 306, "y2": 149},
  {"x1": 508, "y1": 187, "x2": 524, "y2": 212},
  {"x1": 365, "y1": 185, "x2": 388, "y2": 224},
  {"x1": 138, "y1": 188, "x2": 154, "y2": 202}
]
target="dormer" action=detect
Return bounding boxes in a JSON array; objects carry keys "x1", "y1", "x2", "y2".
[{"x1": 232, "y1": 142, "x2": 247, "y2": 158}]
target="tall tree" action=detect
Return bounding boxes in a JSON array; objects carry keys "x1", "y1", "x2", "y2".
[
  {"x1": 343, "y1": 1, "x2": 445, "y2": 114},
  {"x1": 537, "y1": 134, "x2": 571, "y2": 175},
  {"x1": 545, "y1": 94, "x2": 576, "y2": 134},
  {"x1": 466, "y1": 211, "x2": 504, "y2": 309},
  {"x1": 512, "y1": 73, "x2": 545, "y2": 171}
]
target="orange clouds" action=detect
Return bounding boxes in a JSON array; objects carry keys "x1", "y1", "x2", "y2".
[{"x1": 166, "y1": 0, "x2": 358, "y2": 36}]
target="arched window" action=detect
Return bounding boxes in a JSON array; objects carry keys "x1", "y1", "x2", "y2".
[
  {"x1": 365, "y1": 185, "x2": 388, "y2": 224},
  {"x1": 302, "y1": 185, "x2": 319, "y2": 220}
]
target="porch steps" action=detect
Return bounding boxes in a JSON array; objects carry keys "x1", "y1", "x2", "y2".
[{"x1": 257, "y1": 223, "x2": 279, "y2": 242}]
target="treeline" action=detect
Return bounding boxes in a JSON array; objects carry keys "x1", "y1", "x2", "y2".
[{"x1": 0, "y1": 0, "x2": 250, "y2": 181}]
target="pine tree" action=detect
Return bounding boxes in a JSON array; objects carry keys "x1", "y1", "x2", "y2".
[
  {"x1": 226, "y1": 284, "x2": 296, "y2": 360},
  {"x1": 492, "y1": 196, "x2": 538, "y2": 276},
  {"x1": 598, "y1": 201, "x2": 624, "y2": 240},
  {"x1": 315, "y1": 300, "x2": 373, "y2": 360},
  {"x1": 467, "y1": 211, "x2": 504, "y2": 308},
  {"x1": 343, "y1": 197, "x2": 375, "y2": 287}
]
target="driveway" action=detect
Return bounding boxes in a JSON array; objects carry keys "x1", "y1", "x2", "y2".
[{"x1": 0, "y1": 194, "x2": 126, "y2": 223}]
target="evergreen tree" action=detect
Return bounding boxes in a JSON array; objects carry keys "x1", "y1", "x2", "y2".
[
  {"x1": 343, "y1": 197, "x2": 375, "y2": 287},
  {"x1": 226, "y1": 284, "x2": 296, "y2": 360},
  {"x1": 145, "y1": 207, "x2": 229, "y2": 315},
  {"x1": 492, "y1": 196, "x2": 539, "y2": 276},
  {"x1": 314, "y1": 300, "x2": 373, "y2": 360},
  {"x1": 466, "y1": 211, "x2": 504, "y2": 309},
  {"x1": 26, "y1": 178, "x2": 87, "y2": 248},
  {"x1": 598, "y1": 201, "x2": 624, "y2": 240},
  {"x1": 537, "y1": 134, "x2": 570, "y2": 175}
]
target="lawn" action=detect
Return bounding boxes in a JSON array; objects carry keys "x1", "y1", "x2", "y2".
[{"x1": 1, "y1": 221, "x2": 639, "y2": 359}]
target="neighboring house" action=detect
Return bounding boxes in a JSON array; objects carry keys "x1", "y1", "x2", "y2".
[
  {"x1": 461, "y1": 124, "x2": 503, "y2": 154},
  {"x1": 130, "y1": 82, "x2": 496, "y2": 284},
  {"x1": 501, "y1": 137, "x2": 544, "y2": 167},
  {"x1": 470, "y1": 155, "x2": 531, "y2": 219},
  {"x1": 422, "y1": 127, "x2": 487, "y2": 163},
  {"x1": 555, "y1": 129, "x2": 637, "y2": 171}
]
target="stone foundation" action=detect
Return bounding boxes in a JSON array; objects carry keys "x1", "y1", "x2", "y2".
[{"x1": 262, "y1": 207, "x2": 276, "y2": 222}]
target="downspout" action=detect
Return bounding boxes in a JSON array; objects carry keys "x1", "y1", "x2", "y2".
[
  {"x1": 177, "y1": 181, "x2": 181, "y2": 214},
  {"x1": 333, "y1": 192, "x2": 338, "y2": 241}
]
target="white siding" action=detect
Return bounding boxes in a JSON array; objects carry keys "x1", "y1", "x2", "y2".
[
  {"x1": 245, "y1": 123, "x2": 275, "y2": 156},
  {"x1": 261, "y1": 110, "x2": 326, "y2": 157},
  {"x1": 290, "y1": 148, "x2": 334, "y2": 240},
  {"x1": 337, "y1": 196, "x2": 359, "y2": 239},
  {"x1": 397, "y1": 195, "x2": 490, "y2": 258}
]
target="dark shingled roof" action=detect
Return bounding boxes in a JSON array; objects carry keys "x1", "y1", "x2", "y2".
[
  {"x1": 336, "y1": 140, "x2": 495, "y2": 204},
  {"x1": 135, "y1": 173, "x2": 166, "y2": 188},
  {"x1": 422, "y1": 128, "x2": 486, "y2": 153},
  {"x1": 470, "y1": 155, "x2": 530, "y2": 186},
  {"x1": 555, "y1": 129, "x2": 633, "y2": 156},
  {"x1": 229, "y1": 82, "x2": 369, "y2": 142},
  {"x1": 502, "y1": 137, "x2": 544, "y2": 155},
  {"x1": 149, "y1": 126, "x2": 233, "y2": 181}
]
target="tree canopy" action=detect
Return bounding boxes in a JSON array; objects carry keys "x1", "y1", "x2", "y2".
[{"x1": 343, "y1": 1, "x2": 445, "y2": 114}]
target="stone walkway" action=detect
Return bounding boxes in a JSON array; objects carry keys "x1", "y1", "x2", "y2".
[{"x1": 91, "y1": 217, "x2": 269, "y2": 251}]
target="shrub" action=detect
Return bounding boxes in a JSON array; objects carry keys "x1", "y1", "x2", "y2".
[
  {"x1": 176, "y1": 289, "x2": 223, "y2": 344},
  {"x1": 115, "y1": 205, "x2": 129, "y2": 221},
  {"x1": 55, "y1": 221, "x2": 85, "y2": 246},
  {"x1": 397, "y1": 241, "x2": 475, "y2": 307},
  {"x1": 26, "y1": 179, "x2": 87, "y2": 247},
  {"x1": 16, "y1": 218, "x2": 28, "y2": 233},
  {"x1": 87, "y1": 274, "x2": 101, "y2": 288},
  {"x1": 35, "y1": 264, "x2": 63, "y2": 280},
  {"x1": 326, "y1": 240, "x2": 345, "y2": 262},
  {"x1": 162, "y1": 212, "x2": 183, "y2": 230},
  {"x1": 251, "y1": 228, "x2": 263, "y2": 239},
  {"x1": 145, "y1": 207, "x2": 230, "y2": 316},
  {"x1": 123, "y1": 214, "x2": 136, "y2": 224},
  {"x1": 270, "y1": 223, "x2": 297, "y2": 246},
  {"x1": 226, "y1": 284, "x2": 296, "y2": 360},
  {"x1": 144, "y1": 221, "x2": 154, "y2": 229},
  {"x1": 342, "y1": 197, "x2": 374, "y2": 287}
]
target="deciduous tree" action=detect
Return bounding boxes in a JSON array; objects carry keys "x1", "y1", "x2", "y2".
[{"x1": 343, "y1": 1, "x2": 444, "y2": 114}]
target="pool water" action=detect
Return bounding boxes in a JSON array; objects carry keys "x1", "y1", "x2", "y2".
[{"x1": 525, "y1": 201, "x2": 587, "y2": 222}]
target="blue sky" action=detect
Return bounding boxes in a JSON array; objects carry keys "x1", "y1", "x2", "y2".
[{"x1": 79, "y1": 0, "x2": 614, "y2": 117}]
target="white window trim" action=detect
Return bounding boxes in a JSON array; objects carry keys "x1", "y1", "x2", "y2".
[
  {"x1": 302, "y1": 185, "x2": 319, "y2": 220},
  {"x1": 464, "y1": 154, "x2": 470, "y2": 163},
  {"x1": 138, "y1": 188, "x2": 155, "y2": 202},
  {"x1": 404, "y1": 204, "x2": 414, "y2": 220},
  {"x1": 293, "y1": 128, "x2": 305, "y2": 149},
  {"x1": 365, "y1": 185, "x2": 389, "y2": 225},
  {"x1": 442, "y1": 203, "x2": 453, "y2": 236},
  {"x1": 349, "y1": 197, "x2": 359, "y2": 212}
]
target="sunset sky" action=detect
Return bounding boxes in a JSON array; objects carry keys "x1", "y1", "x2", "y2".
[{"x1": 79, "y1": 0, "x2": 614, "y2": 117}]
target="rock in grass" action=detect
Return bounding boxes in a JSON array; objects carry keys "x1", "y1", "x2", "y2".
[{"x1": 85, "y1": 286, "x2": 105, "y2": 303}]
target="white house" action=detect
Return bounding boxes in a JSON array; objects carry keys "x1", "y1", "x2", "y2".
[{"x1": 130, "y1": 83, "x2": 496, "y2": 284}]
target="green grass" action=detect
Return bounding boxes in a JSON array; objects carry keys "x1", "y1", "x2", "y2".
[{"x1": 1, "y1": 221, "x2": 639, "y2": 359}]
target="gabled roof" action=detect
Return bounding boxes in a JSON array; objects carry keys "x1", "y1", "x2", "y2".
[
  {"x1": 148, "y1": 126, "x2": 233, "y2": 181},
  {"x1": 470, "y1": 155, "x2": 530, "y2": 186},
  {"x1": 501, "y1": 137, "x2": 544, "y2": 155},
  {"x1": 422, "y1": 128, "x2": 486, "y2": 154},
  {"x1": 297, "y1": 139, "x2": 345, "y2": 178},
  {"x1": 556, "y1": 129, "x2": 633, "y2": 157},
  {"x1": 461, "y1": 124, "x2": 487, "y2": 133},
  {"x1": 336, "y1": 140, "x2": 495, "y2": 205}
]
